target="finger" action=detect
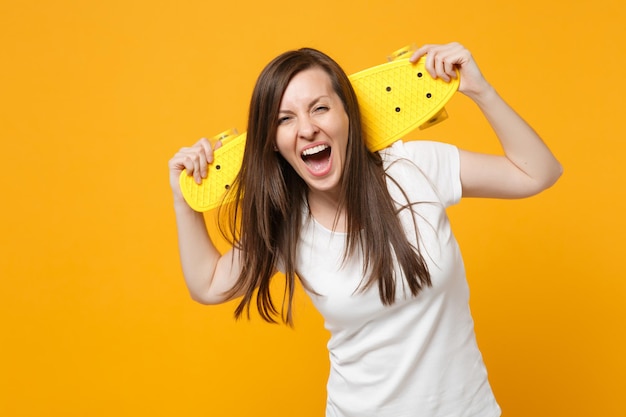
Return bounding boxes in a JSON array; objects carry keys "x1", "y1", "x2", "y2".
[
  {"x1": 196, "y1": 138, "x2": 214, "y2": 180},
  {"x1": 410, "y1": 44, "x2": 436, "y2": 63},
  {"x1": 193, "y1": 155, "x2": 203, "y2": 184},
  {"x1": 169, "y1": 147, "x2": 194, "y2": 174},
  {"x1": 414, "y1": 44, "x2": 445, "y2": 79},
  {"x1": 425, "y1": 51, "x2": 439, "y2": 79},
  {"x1": 443, "y1": 43, "x2": 470, "y2": 73},
  {"x1": 189, "y1": 144, "x2": 208, "y2": 184},
  {"x1": 434, "y1": 54, "x2": 450, "y2": 82},
  {"x1": 440, "y1": 59, "x2": 456, "y2": 82},
  {"x1": 181, "y1": 153, "x2": 197, "y2": 177},
  {"x1": 445, "y1": 60, "x2": 458, "y2": 79},
  {"x1": 180, "y1": 147, "x2": 201, "y2": 174},
  {"x1": 437, "y1": 47, "x2": 465, "y2": 81},
  {"x1": 196, "y1": 137, "x2": 214, "y2": 163}
]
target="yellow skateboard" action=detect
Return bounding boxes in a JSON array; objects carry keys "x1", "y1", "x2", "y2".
[{"x1": 180, "y1": 47, "x2": 460, "y2": 212}]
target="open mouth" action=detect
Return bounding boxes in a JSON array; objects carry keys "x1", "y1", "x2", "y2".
[{"x1": 301, "y1": 144, "x2": 331, "y2": 173}]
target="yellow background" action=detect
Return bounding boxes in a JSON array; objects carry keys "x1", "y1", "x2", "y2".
[{"x1": 1, "y1": 0, "x2": 624, "y2": 415}]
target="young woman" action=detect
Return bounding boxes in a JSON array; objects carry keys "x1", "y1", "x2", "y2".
[{"x1": 168, "y1": 42, "x2": 562, "y2": 417}]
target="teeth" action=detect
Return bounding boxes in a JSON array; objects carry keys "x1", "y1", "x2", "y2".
[{"x1": 302, "y1": 144, "x2": 329, "y2": 157}]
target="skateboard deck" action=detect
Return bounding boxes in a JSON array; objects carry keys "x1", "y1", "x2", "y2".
[{"x1": 180, "y1": 50, "x2": 459, "y2": 212}]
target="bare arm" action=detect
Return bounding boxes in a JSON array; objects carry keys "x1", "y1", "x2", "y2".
[
  {"x1": 168, "y1": 138, "x2": 243, "y2": 304},
  {"x1": 411, "y1": 43, "x2": 563, "y2": 198}
]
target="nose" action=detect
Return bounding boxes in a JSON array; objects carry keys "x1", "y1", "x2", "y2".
[{"x1": 297, "y1": 115, "x2": 319, "y2": 140}]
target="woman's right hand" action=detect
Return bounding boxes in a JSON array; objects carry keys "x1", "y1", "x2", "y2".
[
  {"x1": 168, "y1": 138, "x2": 221, "y2": 202},
  {"x1": 168, "y1": 138, "x2": 241, "y2": 305}
]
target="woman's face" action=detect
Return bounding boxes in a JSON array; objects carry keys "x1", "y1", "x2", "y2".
[{"x1": 275, "y1": 67, "x2": 349, "y2": 200}]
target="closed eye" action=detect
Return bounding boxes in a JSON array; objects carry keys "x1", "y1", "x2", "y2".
[{"x1": 278, "y1": 115, "x2": 292, "y2": 124}]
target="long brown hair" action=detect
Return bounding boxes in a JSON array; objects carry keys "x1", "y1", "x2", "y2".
[{"x1": 220, "y1": 48, "x2": 430, "y2": 325}]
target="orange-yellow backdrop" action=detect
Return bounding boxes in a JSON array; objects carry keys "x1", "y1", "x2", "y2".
[{"x1": 1, "y1": 0, "x2": 624, "y2": 416}]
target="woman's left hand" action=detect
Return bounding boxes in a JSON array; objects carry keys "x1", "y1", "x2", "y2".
[
  {"x1": 410, "y1": 42, "x2": 491, "y2": 100},
  {"x1": 410, "y1": 42, "x2": 562, "y2": 199}
]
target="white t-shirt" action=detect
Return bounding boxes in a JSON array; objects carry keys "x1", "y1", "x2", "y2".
[{"x1": 295, "y1": 140, "x2": 501, "y2": 417}]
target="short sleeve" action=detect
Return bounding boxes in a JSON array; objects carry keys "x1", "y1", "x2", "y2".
[{"x1": 381, "y1": 140, "x2": 462, "y2": 207}]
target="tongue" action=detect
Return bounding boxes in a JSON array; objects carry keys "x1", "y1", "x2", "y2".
[{"x1": 304, "y1": 148, "x2": 331, "y2": 173}]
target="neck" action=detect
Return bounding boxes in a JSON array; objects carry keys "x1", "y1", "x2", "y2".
[{"x1": 307, "y1": 188, "x2": 346, "y2": 232}]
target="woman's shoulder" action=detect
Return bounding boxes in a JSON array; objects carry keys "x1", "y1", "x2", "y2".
[
  {"x1": 380, "y1": 139, "x2": 455, "y2": 158},
  {"x1": 379, "y1": 140, "x2": 458, "y2": 170},
  {"x1": 379, "y1": 140, "x2": 462, "y2": 207}
]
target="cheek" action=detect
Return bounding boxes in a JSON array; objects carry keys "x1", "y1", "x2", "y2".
[
  {"x1": 275, "y1": 133, "x2": 298, "y2": 166},
  {"x1": 274, "y1": 127, "x2": 287, "y2": 151},
  {"x1": 274, "y1": 130, "x2": 288, "y2": 154}
]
